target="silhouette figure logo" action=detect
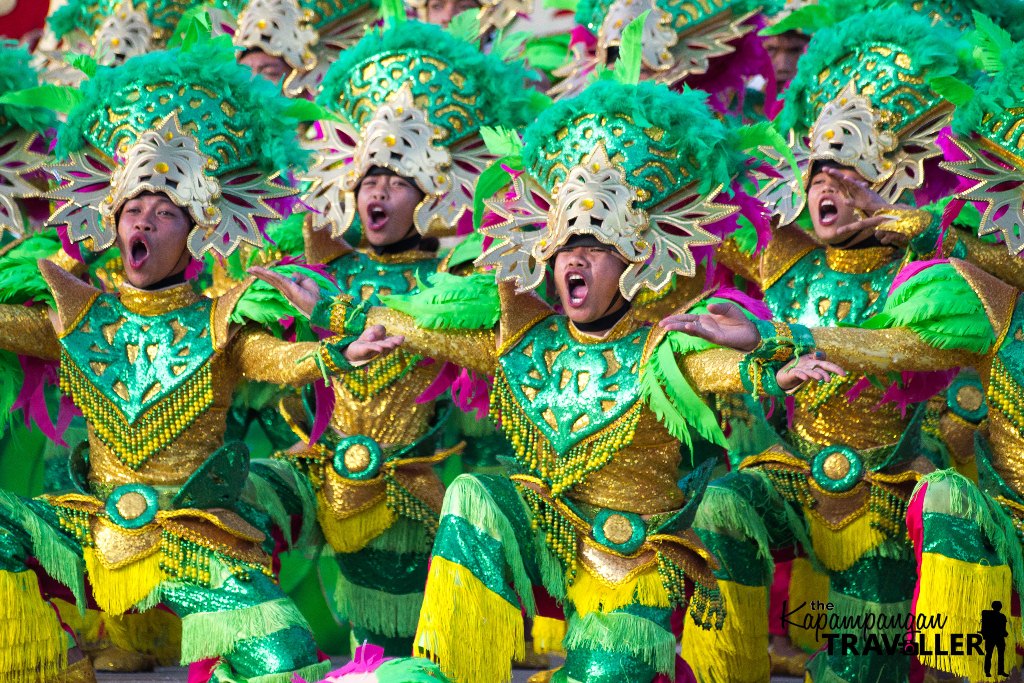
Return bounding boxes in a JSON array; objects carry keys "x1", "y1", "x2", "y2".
[{"x1": 981, "y1": 600, "x2": 1009, "y2": 678}]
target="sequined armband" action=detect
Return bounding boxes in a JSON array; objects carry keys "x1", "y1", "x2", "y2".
[
  {"x1": 738, "y1": 355, "x2": 787, "y2": 398},
  {"x1": 750, "y1": 318, "x2": 814, "y2": 362},
  {"x1": 310, "y1": 294, "x2": 367, "y2": 336},
  {"x1": 317, "y1": 336, "x2": 358, "y2": 375}
]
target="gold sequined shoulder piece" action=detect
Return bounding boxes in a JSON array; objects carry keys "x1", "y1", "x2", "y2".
[
  {"x1": 304, "y1": 213, "x2": 352, "y2": 266},
  {"x1": 641, "y1": 287, "x2": 716, "y2": 364},
  {"x1": 211, "y1": 275, "x2": 259, "y2": 350},
  {"x1": 38, "y1": 259, "x2": 100, "y2": 336},
  {"x1": 760, "y1": 225, "x2": 817, "y2": 289},
  {"x1": 950, "y1": 258, "x2": 1019, "y2": 349},
  {"x1": 497, "y1": 281, "x2": 553, "y2": 354}
]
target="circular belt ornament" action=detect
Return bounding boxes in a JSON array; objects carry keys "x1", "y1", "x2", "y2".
[
  {"x1": 105, "y1": 484, "x2": 159, "y2": 529},
  {"x1": 811, "y1": 445, "x2": 864, "y2": 493},
  {"x1": 948, "y1": 374, "x2": 987, "y2": 423},
  {"x1": 333, "y1": 435, "x2": 384, "y2": 481},
  {"x1": 592, "y1": 509, "x2": 646, "y2": 554}
]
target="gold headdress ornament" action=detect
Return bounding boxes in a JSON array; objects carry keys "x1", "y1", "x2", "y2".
[
  {"x1": 406, "y1": 0, "x2": 532, "y2": 36},
  {"x1": 756, "y1": 7, "x2": 968, "y2": 225},
  {"x1": 50, "y1": 114, "x2": 291, "y2": 256},
  {"x1": 301, "y1": 20, "x2": 544, "y2": 239},
  {"x1": 44, "y1": 41, "x2": 308, "y2": 258},
  {"x1": 550, "y1": 0, "x2": 758, "y2": 100},
  {"x1": 476, "y1": 80, "x2": 753, "y2": 300},
  {"x1": 232, "y1": 0, "x2": 320, "y2": 97}
]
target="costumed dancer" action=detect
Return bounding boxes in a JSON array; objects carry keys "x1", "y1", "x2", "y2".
[
  {"x1": 255, "y1": 18, "x2": 544, "y2": 656},
  {"x1": 213, "y1": 0, "x2": 379, "y2": 97},
  {"x1": 678, "y1": 7, "x2": 983, "y2": 683},
  {"x1": 0, "y1": 38, "x2": 397, "y2": 683},
  {"x1": 271, "y1": 77, "x2": 843, "y2": 683},
  {"x1": 889, "y1": 27, "x2": 1024, "y2": 682}
]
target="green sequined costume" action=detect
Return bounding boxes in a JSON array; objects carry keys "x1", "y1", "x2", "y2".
[
  {"x1": 287, "y1": 20, "x2": 542, "y2": 656},
  {"x1": 314, "y1": 78, "x2": 808, "y2": 683},
  {"x1": 0, "y1": 39, "x2": 353, "y2": 683}
]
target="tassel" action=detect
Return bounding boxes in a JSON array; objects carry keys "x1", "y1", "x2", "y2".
[
  {"x1": 84, "y1": 547, "x2": 163, "y2": 616},
  {"x1": 104, "y1": 609, "x2": 182, "y2": 666},
  {"x1": 681, "y1": 580, "x2": 769, "y2": 683},
  {"x1": 564, "y1": 610, "x2": 677, "y2": 675},
  {"x1": 531, "y1": 615, "x2": 566, "y2": 655},
  {"x1": 565, "y1": 564, "x2": 670, "y2": 617},
  {"x1": 180, "y1": 598, "x2": 310, "y2": 664},
  {"x1": 787, "y1": 557, "x2": 831, "y2": 653},
  {"x1": 333, "y1": 573, "x2": 423, "y2": 638},
  {"x1": 914, "y1": 552, "x2": 1013, "y2": 680},
  {"x1": 317, "y1": 497, "x2": 395, "y2": 554},
  {"x1": 0, "y1": 570, "x2": 67, "y2": 682},
  {"x1": 805, "y1": 512, "x2": 886, "y2": 572},
  {"x1": 415, "y1": 556, "x2": 525, "y2": 683}
]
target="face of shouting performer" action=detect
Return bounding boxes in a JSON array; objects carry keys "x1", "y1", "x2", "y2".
[
  {"x1": 116, "y1": 192, "x2": 193, "y2": 289},
  {"x1": 356, "y1": 168, "x2": 426, "y2": 248},
  {"x1": 807, "y1": 164, "x2": 871, "y2": 246},
  {"x1": 553, "y1": 241, "x2": 629, "y2": 328}
]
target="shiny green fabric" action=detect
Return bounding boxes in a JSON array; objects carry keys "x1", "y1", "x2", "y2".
[
  {"x1": 498, "y1": 317, "x2": 646, "y2": 455},
  {"x1": 162, "y1": 570, "x2": 319, "y2": 679}
]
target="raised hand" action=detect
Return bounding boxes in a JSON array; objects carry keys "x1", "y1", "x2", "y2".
[
  {"x1": 776, "y1": 351, "x2": 846, "y2": 392},
  {"x1": 249, "y1": 265, "x2": 322, "y2": 317},
  {"x1": 822, "y1": 168, "x2": 909, "y2": 246},
  {"x1": 343, "y1": 324, "x2": 404, "y2": 364},
  {"x1": 660, "y1": 302, "x2": 760, "y2": 352}
]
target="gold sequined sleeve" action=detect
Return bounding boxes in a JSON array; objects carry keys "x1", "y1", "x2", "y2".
[
  {"x1": 811, "y1": 327, "x2": 976, "y2": 375},
  {"x1": 0, "y1": 304, "x2": 59, "y2": 360},
  {"x1": 681, "y1": 348, "x2": 747, "y2": 393},
  {"x1": 955, "y1": 229, "x2": 1024, "y2": 292},
  {"x1": 228, "y1": 326, "x2": 326, "y2": 386},
  {"x1": 364, "y1": 306, "x2": 498, "y2": 376},
  {"x1": 715, "y1": 238, "x2": 762, "y2": 286}
]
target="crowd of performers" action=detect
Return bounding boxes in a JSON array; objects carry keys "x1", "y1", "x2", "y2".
[{"x1": 0, "y1": 0, "x2": 1023, "y2": 682}]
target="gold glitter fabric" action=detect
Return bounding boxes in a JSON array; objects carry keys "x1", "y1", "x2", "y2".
[
  {"x1": 955, "y1": 228, "x2": 1024, "y2": 292},
  {"x1": 365, "y1": 306, "x2": 498, "y2": 376},
  {"x1": 824, "y1": 245, "x2": 898, "y2": 274},
  {"x1": 0, "y1": 303, "x2": 60, "y2": 360},
  {"x1": 811, "y1": 327, "x2": 973, "y2": 375}
]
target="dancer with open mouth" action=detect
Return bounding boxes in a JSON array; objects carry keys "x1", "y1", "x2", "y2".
[
  {"x1": 269, "y1": 77, "x2": 843, "y2": 683},
  {"x1": 0, "y1": 40, "x2": 398, "y2": 683},
  {"x1": 252, "y1": 19, "x2": 545, "y2": 658}
]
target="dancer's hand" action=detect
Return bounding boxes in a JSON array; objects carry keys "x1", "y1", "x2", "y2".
[
  {"x1": 776, "y1": 351, "x2": 846, "y2": 392},
  {"x1": 249, "y1": 265, "x2": 321, "y2": 317},
  {"x1": 343, "y1": 325, "x2": 404, "y2": 364},
  {"x1": 660, "y1": 302, "x2": 759, "y2": 352},
  {"x1": 822, "y1": 168, "x2": 909, "y2": 246}
]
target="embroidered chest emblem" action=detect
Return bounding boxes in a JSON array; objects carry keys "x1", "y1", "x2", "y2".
[{"x1": 59, "y1": 295, "x2": 216, "y2": 469}]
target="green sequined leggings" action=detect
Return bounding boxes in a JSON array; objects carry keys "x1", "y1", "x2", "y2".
[
  {"x1": 418, "y1": 473, "x2": 675, "y2": 683},
  {"x1": 334, "y1": 518, "x2": 432, "y2": 656},
  {"x1": 0, "y1": 492, "x2": 325, "y2": 683}
]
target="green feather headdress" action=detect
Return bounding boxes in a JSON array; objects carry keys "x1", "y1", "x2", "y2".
[
  {"x1": 45, "y1": 39, "x2": 322, "y2": 258},
  {"x1": 302, "y1": 20, "x2": 547, "y2": 239},
  {"x1": 477, "y1": 79, "x2": 764, "y2": 299},
  {"x1": 758, "y1": 6, "x2": 973, "y2": 225},
  {"x1": 939, "y1": 21, "x2": 1024, "y2": 254}
]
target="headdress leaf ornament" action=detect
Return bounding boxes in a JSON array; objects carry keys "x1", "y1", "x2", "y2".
[
  {"x1": 476, "y1": 80, "x2": 756, "y2": 298},
  {"x1": 939, "y1": 34, "x2": 1024, "y2": 255},
  {"x1": 303, "y1": 20, "x2": 544, "y2": 239},
  {"x1": 44, "y1": 40, "x2": 312, "y2": 257},
  {"x1": 0, "y1": 43, "x2": 57, "y2": 237}
]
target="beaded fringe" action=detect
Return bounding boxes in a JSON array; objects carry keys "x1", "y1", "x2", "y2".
[{"x1": 681, "y1": 580, "x2": 770, "y2": 683}]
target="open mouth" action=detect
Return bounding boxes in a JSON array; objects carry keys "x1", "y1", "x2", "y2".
[
  {"x1": 127, "y1": 234, "x2": 150, "y2": 270},
  {"x1": 818, "y1": 198, "x2": 839, "y2": 226},
  {"x1": 366, "y1": 203, "x2": 389, "y2": 231},
  {"x1": 566, "y1": 271, "x2": 589, "y2": 308}
]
